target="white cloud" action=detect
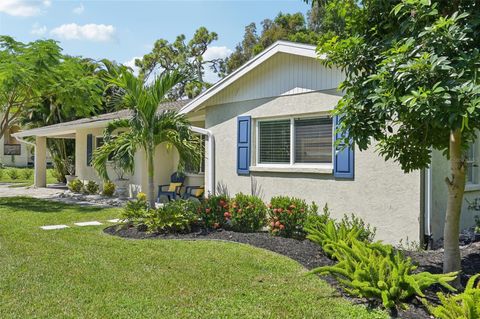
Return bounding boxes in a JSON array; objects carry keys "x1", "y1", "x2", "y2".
[
  {"x1": 43, "y1": 0, "x2": 51, "y2": 7},
  {"x1": 0, "y1": 0, "x2": 41, "y2": 17},
  {"x1": 73, "y1": 3, "x2": 84, "y2": 15},
  {"x1": 31, "y1": 23, "x2": 47, "y2": 36},
  {"x1": 203, "y1": 46, "x2": 232, "y2": 83},
  {"x1": 50, "y1": 23, "x2": 115, "y2": 42},
  {"x1": 124, "y1": 56, "x2": 141, "y2": 76}
]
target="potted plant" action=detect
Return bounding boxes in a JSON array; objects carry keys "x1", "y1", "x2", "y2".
[
  {"x1": 112, "y1": 160, "x2": 129, "y2": 199},
  {"x1": 64, "y1": 155, "x2": 76, "y2": 184}
]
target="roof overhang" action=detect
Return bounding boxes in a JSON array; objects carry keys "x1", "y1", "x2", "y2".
[{"x1": 180, "y1": 41, "x2": 321, "y2": 114}]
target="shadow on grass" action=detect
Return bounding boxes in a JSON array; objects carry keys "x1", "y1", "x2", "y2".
[{"x1": 0, "y1": 197, "x2": 106, "y2": 214}]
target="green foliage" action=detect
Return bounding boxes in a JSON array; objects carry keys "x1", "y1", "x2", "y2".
[
  {"x1": 144, "y1": 200, "x2": 199, "y2": 233},
  {"x1": 135, "y1": 27, "x2": 219, "y2": 99},
  {"x1": 102, "y1": 181, "x2": 116, "y2": 197},
  {"x1": 68, "y1": 179, "x2": 84, "y2": 193},
  {"x1": 311, "y1": 239, "x2": 458, "y2": 309},
  {"x1": 198, "y1": 194, "x2": 231, "y2": 229},
  {"x1": 22, "y1": 169, "x2": 33, "y2": 180},
  {"x1": 0, "y1": 168, "x2": 3, "y2": 180},
  {"x1": 425, "y1": 273, "x2": 480, "y2": 319},
  {"x1": 7, "y1": 168, "x2": 19, "y2": 180},
  {"x1": 227, "y1": 193, "x2": 267, "y2": 232},
  {"x1": 121, "y1": 192, "x2": 149, "y2": 223},
  {"x1": 85, "y1": 181, "x2": 99, "y2": 195},
  {"x1": 475, "y1": 216, "x2": 480, "y2": 234},
  {"x1": 267, "y1": 196, "x2": 318, "y2": 239},
  {"x1": 306, "y1": 209, "x2": 376, "y2": 258}
]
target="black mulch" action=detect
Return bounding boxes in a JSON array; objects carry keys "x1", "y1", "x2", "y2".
[{"x1": 104, "y1": 224, "x2": 480, "y2": 319}]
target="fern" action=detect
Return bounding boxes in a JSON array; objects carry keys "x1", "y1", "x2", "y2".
[
  {"x1": 425, "y1": 274, "x2": 480, "y2": 319},
  {"x1": 310, "y1": 239, "x2": 458, "y2": 309}
]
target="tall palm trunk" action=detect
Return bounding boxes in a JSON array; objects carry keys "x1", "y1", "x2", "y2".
[
  {"x1": 443, "y1": 129, "x2": 466, "y2": 287},
  {"x1": 147, "y1": 146, "x2": 156, "y2": 208}
]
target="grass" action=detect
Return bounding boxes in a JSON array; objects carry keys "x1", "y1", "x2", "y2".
[
  {"x1": 0, "y1": 197, "x2": 387, "y2": 319},
  {"x1": 0, "y1": 168, "x2": 57, "y2": 185}
]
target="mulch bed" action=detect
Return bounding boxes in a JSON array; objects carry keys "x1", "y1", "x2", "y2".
[{"x1": 104, "y1": 224, "x2": 480, "y2": 319}]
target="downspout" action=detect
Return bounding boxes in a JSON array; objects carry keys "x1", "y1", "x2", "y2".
[
  {"x1": 190, "y1": 126, "x2": 215, "y2": 196},
  {"x1": 425, "y1": 164, "x2": 433, "y2": 248}
]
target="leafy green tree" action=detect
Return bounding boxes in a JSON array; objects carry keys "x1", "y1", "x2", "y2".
[
  {"x1": 307, "y1": 0, "x2": 480, "y2": 280},
  {"x1": 220, "y1": 12, "x2": 320, "y2": 76},
  {"x1": 0, "y1": 36, "x2": 62, "y2": 137},
  {"x1": 135, "y1": 27, "x2": 219, "y2": 99},
  {"x1": 93, "y1": 70, "x2": 201, "y2": 207}
]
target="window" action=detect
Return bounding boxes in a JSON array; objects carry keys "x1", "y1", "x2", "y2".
[
  {"x1": 185, "y1": 135, "x2": 205, "y2": 174},
  {"x1": 95, "y1": 137, "x2": 104, "y2": 148},
  {"x1": 257, "y1": 116, "x2": 333, "y2": 166},
  {"x1": 466, "y1": 142, "x2": 478, "y2": 185}
]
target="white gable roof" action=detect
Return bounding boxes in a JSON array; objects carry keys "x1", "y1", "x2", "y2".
[{"x1": 180, "y1": 41, "x2": 342, "y2": 114}]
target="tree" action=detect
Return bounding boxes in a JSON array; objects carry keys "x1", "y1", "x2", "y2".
[
  {"x1": 135, "y1": 27, "x2": 220, "y2": 99},
  {"x1": 0, "y1": 36, "x2": 62, "y2": 137},
  {"x1": 93, "y1": 70, "x2": 201, "y2": 207},
  {"x1": 219, "y1": 12, "x2": 320, "y2": 76},
  {"x1": 306, "y1": 0, "x2": 480, "y2": 281}
]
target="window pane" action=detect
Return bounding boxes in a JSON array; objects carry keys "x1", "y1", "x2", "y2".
[
  {"x1": 259, "y1": 120, "x2": 290, "y2": 163},
  {"x1": 466, "y1": 143, "x2": 477, "y2": 184},
  {"x1": 186, "y1": 135, "x2": 205, "y2": 174},
  {"x1": 295, "y1": 117, "x2": 332, "y2": 163}
]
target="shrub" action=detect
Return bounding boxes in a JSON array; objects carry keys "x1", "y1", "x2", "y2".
[
  {"x1": 267, "y1": 196, "x2": 318, "y2": 239},
  {"x1": 425, "y1": 273, "x2": 480, "y2": 319},
  {"x1": 7, "y1": 168, "x2": 19, "y2": 180},
  {"x1": 145, "y1": 199, "x2": 199, "y2": 233},
  {"x1": 227, "y1": 193, "x2": 266, "y2": 232},
  {"x1": 68, "y1": 179, "x2": 84, "y2": 193},
  {"x1": 198, "y1": 194, "x2": 231, "y2": 229},
  {"x1": 121, "y1": 192, "x2": 149, "y2": 223},
  {"x1": 102, "y1": 181, "x2": 116, "y2": 197},
  {"x1": 0, "y1": 168, "x2": 4, "y2": 180},
  {"x1": 22, "y1": 169, "x2": 33, "y2": 180},
  {"x1": 306, "y1": 210, "x2": 376, "y2": 258},
  {"x1": 311, "y1": 239, "x2": 458, "y2": 310},
  {"x1": 476, "y1": 216, "x2": 480, "y2": 234},
  {"x1": 85, "y1": 180, "x2": 99, "y2": 194}
]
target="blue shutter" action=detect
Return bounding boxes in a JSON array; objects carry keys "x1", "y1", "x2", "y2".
[
  {"x1": 87, "y1": 134, "x2": 93, "y2": 167},
  {"x1": 334, "y1": 115, "x2": 354, "y2": 179},
  {"x1": 237, "y1": 116, "x2": 251, "y2": 175}
]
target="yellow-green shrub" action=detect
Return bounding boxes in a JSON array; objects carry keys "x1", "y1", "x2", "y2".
[{"x1": 102, "y1": 181, "x2": 115, "y2": 197}]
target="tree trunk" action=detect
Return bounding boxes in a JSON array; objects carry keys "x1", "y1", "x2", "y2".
[
  {"x1": 147, "y1": 148, "x2": 156, "y2": 208},
  {"x1": 443, "y1": 129, "x2": 466, "y2": 287}
]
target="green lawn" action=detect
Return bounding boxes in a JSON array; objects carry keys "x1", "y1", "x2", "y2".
[
  {"x1": 0, "y1": 197, "x2": 387, "y2": 319},
  {"x1": 0, "y1": 168, "x2": 57, "y2": 185}
]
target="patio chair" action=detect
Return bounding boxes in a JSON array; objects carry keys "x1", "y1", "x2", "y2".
[
  {"x1": 182, "y1": 185, "x2": 205, "y2": 200},
  {"x1": 157, "y1": 172, "x2": 186, "y2": 202}
]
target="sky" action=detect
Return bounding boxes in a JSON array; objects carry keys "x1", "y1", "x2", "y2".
[{"x1": 0, "y1": 0, "x2": 310, "y2": 82}]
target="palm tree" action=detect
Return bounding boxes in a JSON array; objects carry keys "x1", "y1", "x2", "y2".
[{"x1": 92, "y1": 70, "x2": 201, "y2": 206}]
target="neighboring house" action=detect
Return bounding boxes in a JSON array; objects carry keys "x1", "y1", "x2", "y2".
[
  {"x1": 0, "y1": 124, "x2": 31, "y2": 167},
  {"x1": 14, "y1": 41, "x2": 480, "y2": 245}
]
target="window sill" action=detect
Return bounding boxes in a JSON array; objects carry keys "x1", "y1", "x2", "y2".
[
  {"x1": 465, "y1": 184, "x2": 480, "y2": 192},
  {"x1": 249, "y1": 166, "x2": 333, "y2": 174},
  {"x1": 185, "y1": 173, "x2": 205, "y2": 177}
]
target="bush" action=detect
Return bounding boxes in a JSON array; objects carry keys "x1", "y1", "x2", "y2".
[
  {"x1": 7, "y1": 168, "x2": 19, "y2": 180},
  {"x1": 22, "y1": 169, "x2": 33, "y2": 180},
  {"x1": 0, "y1": 168, "x2": 4, "y2": 180},
  {"x1": 145, "y1": 199, "x2": 199, "y2": 233},
  {"x1": 102, "y1": 181, "x2": 116, "y2": 197},
  {"x1": 84, "y1": 181, "x2": 99, "y2": 194},
  {"x1": 311, "y1": 239, "x2": 458, "y2": 310},
  {"x1": 267, "y1": 196, "x2": 318, "y2": 239},
  {"x1": 227, "y1": 193, "x2": 266, "y2": 232},
  {"x1": 306, "y1": 210, "x2": 376, "y2": 258},
  {"x1": 68, "y1": 179, "x2": 84, "y2": 193},
  {"x1": 198, "y1": 194, "x2": 231, "y2": 229},
  {"x1": 476, "y1": 216, "x2": 480, "y2": 234},
  {"x1": 121, "y1": 192, "x2": 149, "y2": 223},
  {"x1": 425, "y1": 273, "x2": 480, "y2": 319}
]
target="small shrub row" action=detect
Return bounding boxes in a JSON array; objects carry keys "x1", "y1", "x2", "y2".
[
  {"x1": 0, "y1": 168, "x2": 34, "y2": 181},
  {"x1": 67, "y1": 179, "x2": 115, "y2": 196}
]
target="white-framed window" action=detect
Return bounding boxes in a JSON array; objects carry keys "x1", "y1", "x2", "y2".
[
  {"x1": 185, "y1": 135, "x2": 205, "y2": 175},
  {"x1": 255, "y1": 115, "x2": 333, "y2": 168},
  {"x1": 466, "y1": 141, "x2": 479, "y2": 185}
]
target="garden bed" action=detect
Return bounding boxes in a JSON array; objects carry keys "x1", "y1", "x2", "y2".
[{"x1": 104, "y1": 224, "x2": 480, "y2": 319}]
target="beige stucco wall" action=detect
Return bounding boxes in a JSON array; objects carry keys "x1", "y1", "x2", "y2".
[
  {"x1": 431, "y1": 149, "x2": 480, "y2": 241},
  {"x1": 205, "y1": 91, "x2": 422, "y2": 244}
]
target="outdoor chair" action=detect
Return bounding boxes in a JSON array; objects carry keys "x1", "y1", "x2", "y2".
[
  {"x1": 157, "y1": 172, "x2": 186, "y2": 202},
  {"x1": 182, "y1": 185, "x2": 205, "y2": 200}
]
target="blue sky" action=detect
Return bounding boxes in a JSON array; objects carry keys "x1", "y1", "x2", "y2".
[{"x1": 0, "y1": 0, "x2": 309, "y2": 82}]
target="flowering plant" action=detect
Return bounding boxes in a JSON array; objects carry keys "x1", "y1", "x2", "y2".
[
  {"x1": 198, "y1": 194, "x2": 230, "y2": 229},
  {"x1": 228, "y1": 193, "x2": 266, "y2": 232}
]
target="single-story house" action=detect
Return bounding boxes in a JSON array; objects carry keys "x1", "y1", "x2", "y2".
[{"x1": 14, "y1": 41, "x2": 480, "y2": 245}]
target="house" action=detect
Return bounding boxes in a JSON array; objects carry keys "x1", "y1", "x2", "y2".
[{"x1": 14, "y1": 41, "x2": 480, "y2": 245}]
